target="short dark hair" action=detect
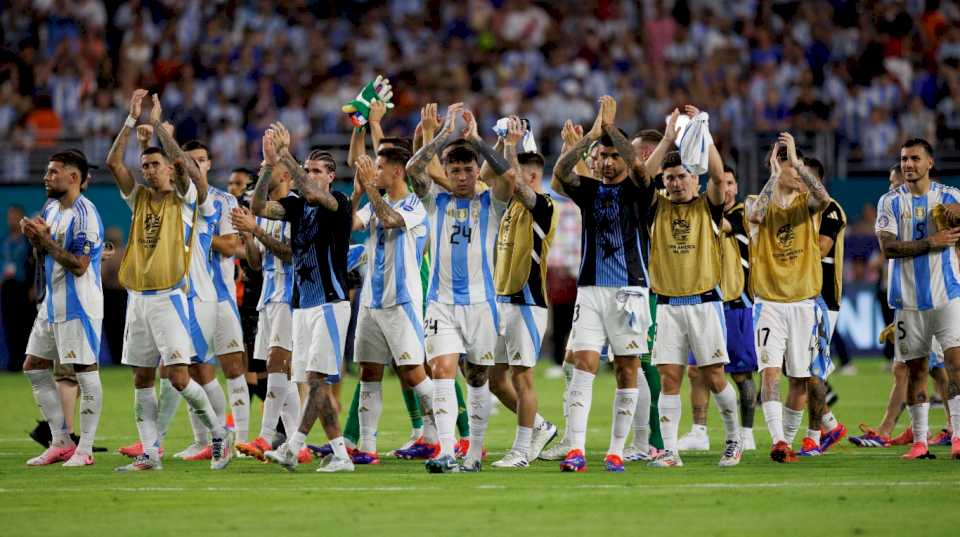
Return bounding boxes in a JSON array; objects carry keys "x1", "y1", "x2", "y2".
[
  {"x1": 633, "y1": 129, "x2": 663, "y2": 144},
  {"x1": 141, "y1": 146, "x2": 170, "y2": 161},
  {"x1": 379, "y1": 136, "x2": 413, "y2": 153},
  {"x1": 49, "y1": 150, "x2": 88, "y2": 180},
  {"x1": 305, "y1": 149, "x2": 335, "y2": 172},
  {"x1": 722, "y1": 163, "x2": 737, "y2": 176},
  {"x1": 662, "y1": 151, "x2": 683, "y2": 170},
  {"x1": 599, "y1": 128, "x2": 629, "y2": 147},
  {"x1": 377, "y1": 147, "x2": 412, "y2": 167},
  {"x1": 443, "y1": 144, "x2": 479, "y2": 165},
  {"x1": 901, "y1": 138, "x2": 934, "y2": 158},
  {"x1": 889, "y1": 163, "x2": 902, "y2": 175},
  {"x1": 231, "y1": 167, "x2": 256, "y2": 185},
  {"x1": 803, "y1": 156, "x2": 825, "y2": 180},
  {"x1": 517, "y1": 152, "x2": 545, "y2": 169},
  {"x1": 182, "y1": 140, "x2": 211, "y2": 159}
]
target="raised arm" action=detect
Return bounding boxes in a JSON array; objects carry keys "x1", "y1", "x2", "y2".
[
  {"x1": 479, "y1": 137, "x2": 504, "y2": 184},
  {"x1": 150, "y1": 96, "x2": 203, "y2": 201},
  {"x1": 461, "y1": 110, "x2": 512, "y2": 201},
  {"x1": 504, "y1": 118, "x2": 541, "y2": 209},
  {"x1": 683, "y1": 105, "x2": 726, "y2": 206},
  {"x1": 351, "y1": 170, "x2": 365, "y2": 231},
  {"x1": 358, "y1": 155, "x2": 406, "y2": 229},
  {"x1": 747, "y1": 148, "x2": 781, "y2": 225},
  {"x1": 135, "y1": 124, "x2": 153, "y2": 152},
  {"x1": 21, "y1": 218, "x2": 90, "y2": 277},
  {"x1": 368, "y1": 100, "x2": 386, "y2": 150},
  {"x1": 406, "y1": 102, "x2": 462, "y2": 198},
  {"x1": 780, "y1": 132, "x2": 829, "y2": 212},
  {"x1": 106, "y1": 89, "x2": 147, "y2": 197},
  {"x1": 347, "y1": 126, "x2": 366, "y2": 169},
  {"x1": 271, "y1": 122, "x2": 339, "y2": 211},
  {"x1": 598, "y1": 95, "x2": 641, "y2": 186},
  {"x1": 251, "y1": 132, "x2": 286, "y2": 220},
  {"x1": 554, "y1": 103, "x2": 605, "y2": 187},
  {"x1": 643, "y1": 108, "x2": 680, "y2": 181}
]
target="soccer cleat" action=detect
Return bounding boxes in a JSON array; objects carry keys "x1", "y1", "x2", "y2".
[
  {"x1": 210, "y1": 430, "x2": 235, "y2": 470},
  {"x1": 951, "y1": 437, "x2": 960, "y2": 459},
  {"x1": 174, "y1": 442, "x2": 209, "y2": 460},
  {"x1": 647, "y1": 450, "x2": 683, "y2": 468},
  {"x1": 460, "y1": 457, "x2": 482, "y2": 472},
  {"x1": 676, "y1": 428, "x2": 710, "y2": 451},
  {"x1": 117, "y1": 441, "x2": 144, "y2": 458},
  {"x1": 351, "y1": 450, "x2": 381, "y2": 465},
  {"x1": 394, "y1": 439, "x2": 439, "y2": 460},
  {"x1": 298, "y1": 447, "x2": 313, "y2": 464},
  {"x1": 316, "y1": 456, "x2": 355, "y2": 473},
  {"x1": 491, "y1": 450, "x2": 529, "y2": 469},
  {"x1": 529, "y1": 421, "x2": 558, "y2": 461},
  {"x1": 718, "y1": 440, "x2": 743, "y2": 467},
  {"x1": 623, "y1": 445, "x2": 655, "y2": 462},
  {"x1": 264, "y1": 443, "x2": 298, "y2": 471},
  {"x1": 309, "y1": 443, "x2": 334, "y2": 458},
  {"x1": 740, "y1": 429, "x2": 757, "y2": 451},
  {"x1": 797, "y1": 437, "x2": 822, "y2": 457},
  {"x1": 386, "y1": 431, "x2": 420, "y2": 457},
  {"x1": 62, "y1": 451, "x2": 94, "y2": 467},
  {"x1": 454, "y1": 438, "x2": 470, "y2": 459},
  {"x1": 236, "y1": 436, "x2": 272, "y2": 461},
  {"x1": 183, "y1": 445, "x2": 213, "y2": 461},
  {"x1": 901, "y1": 442, "x2": 935, "y2": 460},
  {"x1": 890, "y1": 427, "x2": 914, "y2": 446},
  {"x1": 770, "y1": 440, "x2": 798, "y2": 463},
  {"x1": 115, "y1": 454, "x2": 162, "y2": 472},
  {"x1": 603, "y1": 454, "x2": 625, "y2": 472},
  {"x1": 559, "y1": 449, "x2": 587, "y2": 472},
  {"x1": 425, "y1": 454, "x2": 461, "y2": 473},
  {"x1": 930, "y1": 429, "x2": 952, "y2": 446},
  {"x1": 819, "y1": 423, "x2": 847, "y2": 453},
  {"x1": 26, "y1": 444, "x2": 76, "y2": 466},
  {"x1": 539, "y1": 439, "x2": 570, "y2": 461},
  {"x1": 849, "y1": 424, "x2": 891, "y2": 448}
]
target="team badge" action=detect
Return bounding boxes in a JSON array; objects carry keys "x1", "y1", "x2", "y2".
[{"x1": 878, "y1": 215, "x2": 889, "y2": 228}]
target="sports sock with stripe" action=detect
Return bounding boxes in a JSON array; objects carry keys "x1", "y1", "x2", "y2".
[
  {"x1": 25, "y1": 369, "x2": 70, "y2": 448},
  {"x1": 567, "y1": 369, "x2": 595, "y2": 453},
  {"x1": 134, "y1": 387, "x2": 160, "y2": 457},
  {"x1": 401, "y1": 386, "x2": 424, "y2": 430},
  {"x1": 201, "y1": 379, "x2": 228, "y2": 429},
  {"x1": 467, "y1": 382, "x2": 491, "y2": 461},
  {"x1": 783, "y1": 407, "x2": 804, "y2": 445},
  {"x1": 762, "y1": 401, "x2": 786, "y2": 444},
  {"x1": 75, "y1": 371, "x2": 102, "y2": 454},
  {"x1": 156, "y1": 378, "x2": 182, "y2": 441},
  {"x1": 260, "y1": 373, "x2": 287, "y2": 441},
  {"x1": 227, "y1": 376, "x2": 249, "y2": 443},
  {"x1": 714, "y1": 383, "x2": 741, "y2": 442},
  {"x1": 658, "y1": 393, "x2": 681, "y2": 454},
  {"x1": 358, "y1": 381, "x2": 383, "y2": 453},
  {"x1": 609, "y1": 388, "x2": 639, "y2": 457},
  {"x1": 910, "y1": 403, "x2": 929, "y2": 446},
  {"x1": 181, "y1": 380, "x2": 224, "y2": 438},
  {"x1": 433, "y1": 379, "x2": 458, "y2": 457}
]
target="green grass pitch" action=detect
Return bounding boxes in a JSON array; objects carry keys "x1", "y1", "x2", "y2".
[{"x1": 1, "y1": 359, "x2": 957, "y2": 536}]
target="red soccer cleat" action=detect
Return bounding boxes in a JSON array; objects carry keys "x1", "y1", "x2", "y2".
[
  {"x1": 952, "y1": 437, "x2": 960, "y2": 460},
  {"x1": 901, "y1": 442, "x2": 935, "y2": 460},
  {"x1": 929, "y1": 429, "x2": 952, "y2": 446},
  {"x1": 118, "y1": 441, "x2": 144, "y2": 458},
  {"x1": 770, "y1": 440, "x2": 798, "y2": 463},
  {"x1": 559, "y1": 449, "x2": 587, "y2": 472},
  {"x1": 183, "y1": 445, "x2": 213, "y2": 461},
  {"x1": 890, "y1": 427, "x2": 914, "y2": 446},
  {"x1": 298, "y1": 447, "x2": 313, "y2": 464},
  {"x1": 236, "y1": 436, "x2": 272, "y2": 461}
]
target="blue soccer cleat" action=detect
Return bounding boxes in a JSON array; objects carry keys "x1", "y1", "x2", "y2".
[
  {"x1": 560, "y1": 449, "x2": 587, "y2": 472},
  {"x1": 819, "y1": 423, "x2": 847, "y2": 453},
  {"x1": 425, "y1": 454, "x2": 460, "y2": 473},
  {"x1": 797, "y1": 437, "x2": 821, "y2": 457},
  {"x1": 603, "y1": 454, "x2": 625, "y2": 472}
]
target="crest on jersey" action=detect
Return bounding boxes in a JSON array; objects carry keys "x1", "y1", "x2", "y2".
[
  {"x1": 878, "y1": 215, "x2": 889, "y2": 228},
  {"x1": 915, "y1": 206, "x2": 926, "y2": 220},
  {"x1": 670, "y1": 218, "x2": 691, "y2": 243},
  {"x1": 775, "y1": 224, "x2": 795, "y2": 248}
]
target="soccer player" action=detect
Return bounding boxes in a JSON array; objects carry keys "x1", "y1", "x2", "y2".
[
  {"x1": 351, "y1": 145, "x2": 436, "y2": 466},
  {"x1": 747, "y1": 132, "x2": 831, "y2": 463},
  {"x1": 551, "y1": 96, "x2": 662, "y2": 472},
  {"x1": 486, "y1": 118, "x2": 560, "y2": 468},
  {"x1": 799, "y1": 156, "x2": 848, "y2": 456},
  {"x1": 406, "y1": 103, "x2": 513, "y2": 472},
  {"x1": 250, "y1": 125, "x2": 355, "y2": 472},
  {"x1": 874, "y1": 138, "x2": 960, "y2": 460},
  {"x1": 107, "y1": 89, "x2": 231, "y2": 471},
  {"x1": 21, "y1": 151, "x2": 104, "y2": 467}
]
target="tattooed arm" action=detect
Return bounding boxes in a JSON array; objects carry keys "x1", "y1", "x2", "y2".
[
  {"x1": 358, "y1": 155, "x2": 407, "y2": 229},
  {"x1": 251, "y1": 225, "x2": 292, "y2": 263},
  {"x1": 503, "y1": 119, "x2": 539, "y2": 209},
  {"x1": 150, "y1": 95, "x2": 205, "y2": 202},
  {"x1": 779, "y1": 132, "x2": 829, "y2": 212},
  {"x1": 553, "y1": 135, "x2": 592, "y2": 188},
  {"x1": 107, "y1": 89, "x2": 147, "y2": 197},
  {"x1": 22, "y1": 219, "x2": 90, "y2": 276},
  {"x1": 878, "y1": 229, "x2": 960, "y2": 259},
  {"x1": 406, "y1": 103, "x2": 462, "y2": 199},
  {"x1": 747, "y1": 176, "x2": 778, "y2": 225}
]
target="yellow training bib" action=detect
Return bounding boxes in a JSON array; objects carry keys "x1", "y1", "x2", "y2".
[
  {"x1": 649, "y1": 195, "x2": 722, "y2": 297},
  {"x1": 750, "y1": 192, "x2": 822, "y2": 301},
  {"x1": 119, "y1": 188, "x2": 196, "y2": 292}
]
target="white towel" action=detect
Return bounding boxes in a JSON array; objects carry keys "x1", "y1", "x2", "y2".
[
  {"x1": 673, "y1": 112, "x2": 713, "y2": 176},
  {"x1": 493, "y1": 117, "x2": 538, "y2": 153},
  {"x1": 615, "y1": 286, "x2": 650, "y2": 331}
]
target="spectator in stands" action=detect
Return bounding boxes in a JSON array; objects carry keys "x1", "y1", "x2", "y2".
[{"x1": 1, "y1": 204, "x2": 35, "y2": 371}]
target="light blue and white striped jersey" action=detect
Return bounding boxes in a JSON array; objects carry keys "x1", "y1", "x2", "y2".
[
  {"x1": 38, "y1": 195, "x2": 104, "y2": 322},
  {"x1": 422, "y1": 185, "x2": 505, "y2": 305},
  {"x1": 876, "y1": 182, "x2": 960, "y2": 311},
  {"x1": 255, "y1": 216, "x2": 293, "y2": 310},
  {"x1": 207, "y1": 186, "x2": 239, "y2": 303},
  {"x1": 188, "y1": 194, "x2": 218, "y2": 302},
  {"x1": 357, "y1": 193, "x2": 428, "y2": 309}
]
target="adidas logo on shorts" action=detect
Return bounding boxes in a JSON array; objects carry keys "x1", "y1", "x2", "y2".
[{"x1": 66, "y1": 351, "x2": 77, "y2": 360}]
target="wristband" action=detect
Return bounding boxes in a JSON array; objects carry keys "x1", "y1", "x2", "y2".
[{"x1": 124, "y1": 115, "x2": 136, "y2": 129}]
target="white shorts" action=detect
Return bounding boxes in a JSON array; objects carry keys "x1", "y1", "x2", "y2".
[
  {"x1": 571, "y1": 286, "x2": 651, "y2": 356},
  {"x1": 253, "y1": 302, "x2": 293, "y2": 360},
  {"x1": 214, "y1": 299, "x2": 245, "y2": 356},
  {"x1": 121, "y1": 291, "x2": 194, "y2": 368},
  {"x1": 496, "y1": 303, "x2": 548, "y2": 368},
  {"x1": 355, "y1": 302, "x2": 425, "y2": 366},
  {"x1": 424, "y1": 301, "x2": 498, "y2": 365},
  {"x1": 812, "y1": 306, "x2": 841, "y2": 380},
  {"x1": 26, "y1": 316, "x2": 102, "y2": 366},
  {"x1": 893, "y1": 298, "x2": 960, "y2": 362},
  {"x1": 291, "y1": 301, "x2": 351, "y2": 382},
  {"x1": 753, "y1": 298, "x2": 817, "y2": 378},
  {"x1": 652, "y1": 301, "x2": 729, "y2": 367},
  {"x1": 291, "y1": 308, "x2": 307, "y2": 383}
]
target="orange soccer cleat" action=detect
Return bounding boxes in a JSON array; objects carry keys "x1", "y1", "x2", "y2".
[
  {"x1": 236, "y1": 437, "x2": 272, "y2": 461},
  {"x1": 890, "y1": 427, "x2": 914, "y2": 446},
  {"x1": 770, "y1": 440, "x2": 798, "y2": 463},
  {"x1": 901, "y1": 442, "x2": 935, "y2": 460}
]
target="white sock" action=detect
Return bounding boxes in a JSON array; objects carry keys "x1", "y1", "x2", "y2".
[
  {"x1": 25, "y1": 369, "x2": 70, "y2": 447},
  {"x1": 533, "y1": 414, "x2": 545, "y2": 429},
  {"x1": 466, "y1": 382, "x2": 491, "y2": 461},
  {"x1": 433, "y1": 378, "x2": 457, "y2": 457},
  {"x1": 512, "y1": 425, "x2": 533, "y2": 458},
  {"x1": 74, "y1": 371, "x2": 103, "y2": 453},
  {"x1": 691, "y1": 423, "x2": 708, "y2": 435},
  {"x1": 329, "y1": 436, "x2": 349, "y2": 460},
  {"x1": 259, "y1": 373, "x2": 287, "y2": 441},
  {"x1": 412, "y1": 377, "x2": 436, "y2": 444},
  {"x1": 807, "y1": 429, "x2": 822, "y2": 443},
  {"x1": 821, "y1": 410, "x2": 839, "y2": 431},
  {"x1": 567, "y1": 369, "x2": 595, "y2": 452},
  {"x1": 910, "y1": 403, "x2": 930, "y2": 445},
  {"x1": 280, "y1": 381, "x2": 301, "y2": 436},
  {"x1": 762, "y1": 401, "x2": 786, "y2": 443},
  {"x1": 156, "y1": 378, "x2": 182, "y2": 441},
  {"x1": 783, "y1": 407, "x2": 804, "y2": 445},
  {"x1": 188, "y1": 406, "x2": 210, "y2": 445},
  {"x1": 609, "y1": 388, "x2": 639, "y2": 457},
  {"x1": 202, "y1": 379, "x2": 228, "y2": 429},
  {"x1": 658, "y1": 393, "x2": 682, "y2": 453},
  {"x1": 227, "y1": 376, "x2": 249, "y2": 442},
  {"x1": 180, "y1": 380, "x2": 224, "y2": 438},
  {"x1": 947, "y1": 396, "x2": 960, "y2": 439},
  {"x1": 134, "y1": 387, "x2": 160, "y2": 457},
  {"x1": 288, "y1": 431, "x2": 308, "y2": 455},
  {"x1": 631, "y1": 371, "x2": 651, "y2": 450},
  {"x1": 713, "y1": 383, "x2": 741, "y2": 442},
  {"x1": 559, "y1": 361, "x2": 575, "y2": 442},
  {"x1": 358, "y1": 381, "x2": 383, "y2": 453}
]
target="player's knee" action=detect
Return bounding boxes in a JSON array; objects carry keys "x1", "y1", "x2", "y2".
[
  {"x1": 72, "y1": 363, "x2": 97, "y2": 373},
  {"x1": 687, "y1": 365, "x2": 700, "y2": 382},
  {"x1": 465, "y1": 363, "x2": 488, "y2": 387},
  {"x1": 22, "y1": 355, "x2": 51, "y2": 371}
]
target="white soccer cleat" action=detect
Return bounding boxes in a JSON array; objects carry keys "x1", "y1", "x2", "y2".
[
  {"x1": 210, "y1": 430, "x2": 235, "y2": 470},
  {"x1": 316, "y1": 456, "x2": 355, "y2": 473},
  {"x1": 460, "y1": 456, "x2": 482, "y2": 472},
  {"x1": 623, "y1": 445, "x2": 655, "y2": 462},
  {"x1": 539, "y1": 439, "x2": 570, "y2": 461},
  {"x1": 62, "y1": 451, "x2": 94, "y2": 467},
  {"x1": 174, "y1": 442, "x2": 207, "y2": 459},
  {"x1": 647, "y1": 450, "x2": 684, "y2": 468},
  {"x1": 529, "y1": 421, "x2": 558, "y2": 461},
  {"x1": 677, "y1": 428, "x2": 710, "y2": 451},
  {"x1": 490, "y1": 450, "x2": 530, "y2": 469},
  {"x1": 740, "y1": 428, "x2": 756, "y2": 451},
  {"x1": 264, "y1": 443, "x2": 298, "y2": 471},
  {"x1": 115, "y1": 454, "x2": 162, "y2": 472},
  {"x1": 718, "y1": 439, "x2": 743, "y2": 467}
]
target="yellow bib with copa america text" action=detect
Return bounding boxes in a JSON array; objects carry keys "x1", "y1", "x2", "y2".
[
  {"x1": 649, "y1": 194, "x2": 722, "y2": 297},
  {"x1": 719, "y1": 203, "x2": 747, "y2": 302},
  {"x1": 119, "y1": 188, "x2": 196, "y2": 292},
  {"x1": 749, "y1": 191, "x2": 822, "y2": 302}
]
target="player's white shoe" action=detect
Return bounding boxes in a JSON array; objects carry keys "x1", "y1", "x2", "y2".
[
  {"x1": 491, "y1": 450, "x2": 530, "y2": 468},
  {"x1": 677, "y1": 427, "x2": 710, "y2": 451},
  {"x1": 26, "y1": 444, "x2": 76, "y2": 466},
  {"x1": 718, "y1": 439, "x2": 743, "y2": 467},
  {"x1": 529, "y1": 421, "x2": 558, "y2": 461},
  {"x1": 740, "y1": 428, "x2": 756, "y2": 451},
  {"x1": 539, "y1": 439, "x2": 570, "y2": 461},
  {"x1": 647, "y1": 450, "x2": 684, "y2": 468},
  {"x1": 264, "y1": 443, "x2": 298, "y2": 472},
  {"x1": 460, "y1": 456, "x2": 482, "y2": 472},
  {"x1": 623, "y1": 445, "x2": 656, "y2": 462},
  {"x1": 174, "y1": 442, "x2": 207, "y2": 459},
  {"x1": 115, "y1": 454, "x2": 162, "y2": 472},
  {"x1": 62, "y1": 451, "x2": 94, "y2": 467},
  {"x1": 210, "y1": 430, "x2": 234, "y2": 470},
  {"x1": 316, "y1": 456, "x2": 355, "y2": 473}
]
